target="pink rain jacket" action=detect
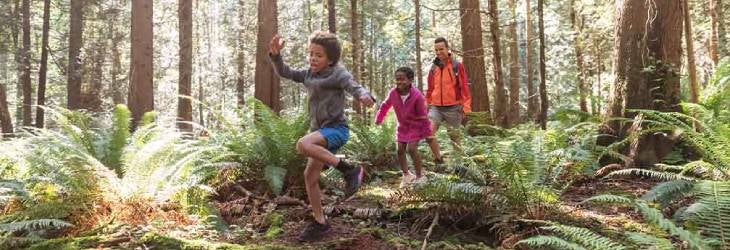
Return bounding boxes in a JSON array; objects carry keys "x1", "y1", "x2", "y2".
[{"x1": 375, "y1": 86, "x2": 432, "y2": 143}]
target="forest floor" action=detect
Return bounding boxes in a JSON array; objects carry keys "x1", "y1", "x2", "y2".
[{"x1": 27, "y1": 170, "x2": 657, "y2": 250}]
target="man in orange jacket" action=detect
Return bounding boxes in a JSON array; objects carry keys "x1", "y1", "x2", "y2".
[{"x1": 425, "y1": 37, "x2": 472, "y2": 163}]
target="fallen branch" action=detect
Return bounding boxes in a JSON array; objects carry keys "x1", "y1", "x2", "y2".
[{"x1": 421, "y1": 212, "x2": 440, "y2": 250}]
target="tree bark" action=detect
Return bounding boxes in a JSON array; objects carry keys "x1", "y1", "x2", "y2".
[
  {"x1": 236, "y1": 0, "x2": 246, "y2": 107},
  {"x1": 68, "y1": 0, "x2": 83, "y2": 110},
  {"x1": 605, "y1": 0, "x2": 683, "y2": 166},
  {"x1": 178, "y1": 0, "x2": 193, "y2": 131},
  {"x1": 537, "y1": 0, "x2": 547, "y2": 130},
  {"x1": 351, "y1": 0, "x2": 363, "y2": 116},
  {"x1": 415, "y1": 0, "x2": 424, "y2": 91},
  {"x1": 0, "y1": 43, "x2": 13, "y2": 136},
  {"x1": 710, "y1": 0, "x2": 720, "y2": 64},
  {"x1": 36, "y1": 0, "x2": 51, "y2": 128},
  {"x1": 525, "y1": 0, "x2": 537, "y2": 122},
  {"x1": 110, "y1": 0, "x2": 124, "y2": 105},
  {"x1": 716, "y1": 0, "x2": 728, "y2": 58},
  {"x1": 507, "y1": 0, "x2": 520, "y2": 127},
  {"x1": 254, "y1": 0, "x2": 280, "y2": 113},
  {"x1": 327, "y1": 0, "x2": 336, "y2": 33},
  {"x1": 571, "y1": 0, "x2": 587, "y2": 112},
  {"x1": 83, "y1": 24, "x2": 105, "y2": 112},
  {"x1": 20, "y1": 0, "x2": 31, "y2": 126},
  {"x1": 12, "y1": 0, "x2": 21, "y2": 125},
  {"x1": 129, "y1": 0, "x2": 154, "y2": 129},
  {"x1": 460, "y1": 0, "x2": 491, "y2": 115},
  {"x1": 487, "y1": 0, "x2": 506, "y2": 126},
  {"x1": 683, "y1": 0, "x2": 699, "y2": 103}
]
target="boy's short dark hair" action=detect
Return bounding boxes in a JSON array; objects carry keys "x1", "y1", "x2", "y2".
[
  {"x1": 395, "y1": 67, "x2": 415, "y2": 81},
  {"x1": 434, "y1": 37, "x2": 449, "y2": 48},
  {"x1": 310, "y1": 31, "x2": 341, "y2": 66}
]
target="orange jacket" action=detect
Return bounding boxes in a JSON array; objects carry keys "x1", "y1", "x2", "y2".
[{"x1": 426, "y1": 57, "x2": 472, "y2": 112}]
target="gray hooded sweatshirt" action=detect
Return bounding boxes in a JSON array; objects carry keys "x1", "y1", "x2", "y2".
[{"x1": 270, "y1": 54, "x2": 371, "y2": 131}]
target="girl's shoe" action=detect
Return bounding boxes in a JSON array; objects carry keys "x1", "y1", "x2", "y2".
[
  {"x1": 399, "y1": 173, "x2": 416, "y2": 188},
  {"x1": 412, "y1": 176, "x2": 427, "y2": 185}
]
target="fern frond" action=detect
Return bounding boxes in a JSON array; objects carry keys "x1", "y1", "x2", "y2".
[
  {"x1": 542, "y1": 224, "x2": 627, "y2": 250},
  {"x1": 605, "y1": 168, "x2": 695, "y2": 181},
  {"x1": 684, "y1": 181, "x2": 730, "y2": 246},
  {"x1": 641, "y1": 180, "x2": 695, "y2": 204},
  {"x1": 625, "y1": 232, "x2": 674, "y2": 250},
  {"x1": 518, "y1": 235, "x2": 587, "y2": 250}
]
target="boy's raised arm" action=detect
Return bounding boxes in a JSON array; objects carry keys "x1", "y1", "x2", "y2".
[{"x1": 269, "y1": 54, "x2": 307, "y2": 83}]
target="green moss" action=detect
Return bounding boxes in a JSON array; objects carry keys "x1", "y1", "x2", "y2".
[
  {"x1": 264, "y1": 213, "x2": 284, "y2": 239},
  {"x1": 26, "y1": 236, "x2": 105, "y2": 250}
]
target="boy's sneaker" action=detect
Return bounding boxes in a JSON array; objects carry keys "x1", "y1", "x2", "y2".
[
  {"x1": 298, "y1": 220, "x2": 331, "y2": 242},
  {"x1": 343, "y1": 166, "x2": 364, "y2": 198},
  {"x1": 399, "y1": 173, "x2": 416, "y2": 188}
]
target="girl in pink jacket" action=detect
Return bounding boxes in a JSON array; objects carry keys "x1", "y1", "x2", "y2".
[{"x1": 375, "y1": 67, "x2": 432, "y2": 187}]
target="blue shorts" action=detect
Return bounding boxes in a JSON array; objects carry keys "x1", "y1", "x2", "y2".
[{"x1": 318, "y1": 124, "x2": 349, "y2": 153}]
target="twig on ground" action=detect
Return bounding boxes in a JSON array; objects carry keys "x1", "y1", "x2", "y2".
[{"x1": 421, "y1": 212, "x2": 440, "y2": 250}]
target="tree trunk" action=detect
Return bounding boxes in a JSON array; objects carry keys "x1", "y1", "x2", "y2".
[
  {"x1": 525, "y1": 0, "x2": 537, "y2": 122},
  {"x1": 327, "y1": 0, "x2": 336, "y2": 33},
  {"x1": 716, "y1": 0, "x2": 728, "y2": 58},
  {"x1": 415, "y1": 0, "x2": 424, "y2": 91},
  {"x1": 36, "y1": 0, "x2": 51, "y2": 128},
  {"x1": 537, "y1": 0, "x2": 547, "y2": 130},
  {"x1": 487, "y1": 0, "x2": 506, "y2": 126},
  {"x1": 129, "y1": 0, "x2": 154, "y2": 129},
  {"x1": 0, "y1": 44, "x2": 13, "y2": 136},
  {"x1": 350, "y1": 0, "x2": 363, "y2": 116},
  {"x1": 254, "y1": 0, "x2": 280, "y2": 113},
  {"x1": 68, "y1": 0, "x2": 83, "y2": 110},
  {"x1": 571, "y1": 0, "x2": 587, "y2": 112},
  {"x1": 110, "y1": 0, "x2": 124, "y2": 105},
  {"x1": 236, "y1": 0, "x2": 246, "y2": 107},
  {"x1": 12, "y1": 0, "x2": 21, "y2": 125},
  {"x1": 605, "y1": 0, "x2": 683, "y2": 166},
  {"x1": 507, "y1": 0, "x2": 520, "y2": 127},
  {"x1": 460, "y1": 0, "x2": 491, "y2": 115},
  {"x1": 83, "y1": 26, "x2": 105, "y2": 112},
  {"x1": 178, "y1": 0, "x2": 193, "y2": 131},
  {"x1": 683, "y1": 0, "x2": 699, "y2": 103},
  {"x1": 710, "y1": 0, "x2": 720, "y2": 64},
  {"x1": 20, "y1": 0, "x2": 31, "y2": 126}
]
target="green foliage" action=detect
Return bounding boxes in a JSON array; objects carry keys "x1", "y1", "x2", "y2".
[
  {"x1": 624, "y1": 232, "x2": 674, "y2": 250},
  {"x1": 682, "y1": 181, "x2": 730, "y2": 247},
  {"x1": 518, "y1": 221, "x2": 625, "y2": 250},
  {"x1": 518, "y1": 235, "x2": 587, "y2": 250},
  {"x1": 104, "y1": 104, "x2": 131, "y2": 176},
  {"x1": 343, "y1": 114, "x2": 397, "y2": 168}
]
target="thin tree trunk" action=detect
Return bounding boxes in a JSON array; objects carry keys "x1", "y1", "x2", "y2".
[
  {"x1": 571, "y1": 0, "x2": 587, "y2": 112},
  {"x1": 415, "y1": 0, "x2": 424, "y2": 91},
  {"x1": 13, "y1": 0, "x2": 21, "y2": 125},
  {"x1": 36, "y1": 0, "x2": 51, "y2": 128},
  {"x1": 716, "y1": 0, "x2": 728, "y2": 58},
  {"x1": 537, "y1": 0, "x2": 547, "y2": 129},
  {"x1": 507, "y1": 0, "x2": 520, "y2": 127},
  {"x1": 683, "y1": 0, "x2": 699, "y2": 103},
  {"x1": 327, "y1": 0, "x2": 336, "y2": 33},
  {"x1": 236, "y1": 0, "x2": 246, "y2": 107},
  {"x1": 525, "y1": 0, "x2": 537, "y2": 122},
  {"x1": 351, "y1": 0, "x2": 363, "y2": 116},
  {"x1": 129, "y1": 0, "x2": 154, "y2": 129},
  {"x1": 488, "y1": 0, "x2": 506, "y2": 126},
  {"x1": 110, "y1": 0, "x2": 124, "y2": 105},
  {"x1": 68, "y1": 0, "x2": 83, "y2": 110},
  {"x1": 254, "y1": 0, "x2": 280, "y2": 112},
  {"x1": 0, "y1": 45, "x2": 13, "y2": 136},
  {"x1": 710, "y1": 0, "x2": 720, "y2": 64},
  {"x1": 84, "y1": 23, "x2": 105, "y2": 112},
  {"x1": 20, "y1": 0, "x2": 32, "y2": 126},
  {"x1": 178, "y1": 0, "x2": 193, "y2": 131}
]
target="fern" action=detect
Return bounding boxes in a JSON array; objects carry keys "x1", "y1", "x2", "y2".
[
  {"x1": 683, "y1": 181, "x2": 730, "y2": 247},
  {"x1": 103, "y1": 104, "x2": 131, "y2": 176},
  {"x1": 0, "y1": 219, "x2": 72, "y2": 233},
  {"x1": 624, "y1": 232, "x2": 674, "y2": 250},
  {"x1": 641, "y1": 179, "x2": 694, "y2": 205},
  {"x1": 542, "y1": 224, "x2": 627, "y2": 250},
  {"x1": 518, "y1": 235, "x2": 587, "y2": 250}
]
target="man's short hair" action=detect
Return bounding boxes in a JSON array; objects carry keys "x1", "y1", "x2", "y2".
[
  {"x1": 310, "y1": 31, "x2": 341, "y2": 65},
  {"x1": 434, "y1": 37, "x2": 449, "y2": 48}
]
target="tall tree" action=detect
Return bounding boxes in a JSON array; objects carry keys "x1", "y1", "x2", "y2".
[
  {"x1": 605, "y1": 0, "x2": 683, "y2": 166},
  {"x1": 415, "y1": 0, "x2": 424, "y2": 91},
  {"x1": 327, "y1": 0, "x2": 336, "y2": 33},
  {"x1": 0, "y1": 42, "x2": 13, "y2": 136},
  {"x1": 460, "y1": 0, "x2": 490, "y2": 115},
  {"x1": 715, "y1": 0, "x2": 728, "y2": 58},
  {"x1": 537, "y1": 0, "x2": 547, "y2": 129},
  {"x1": 486, "y1": 0, "x2": 506, "y2": 126},
  {"x1": 20, "y1": 0, "x2": 31, "y2": 126},
  {"x1": 236, "y1": 0, "x2": 246, "y2": 107},
  {"x1": 254, "y1": 0, "x2": 280, "y2": 112},
  {"x1": 67, "y1": 0, "x2": 83, "y2": 110},
  {"x1": 12, "y1": 0, "x2": 21, "y2": 125},
  {"x1": 350, "y1": 0, "x2": 363, "y2": 116},
  {"x1": 525, "y1": 0, "x2": 537, "y2": 122},
  {"x1": 129, "y1": 0, "x2": 154, "y2": 129},
  {"x1": 710, "y1": 0, "x2": 720, "y2": 64},
  {"x1": 178, "y1": 0, "x2": 193, "y2": 131},
  {"x1": 683, "y1": 0, "x2": 699, "y2": 103},
  {"x1": 571, "y1": 0, "x2": 587, "y2": 112},
  {"x1": 36, "y1": 0, "x2": 51, "y2": 128},
  {"x1": 507, "y1": 0, "x2": 520, "y2": 127},
  {"x1": 83, "y1": 19, "x2": 105, "y2": 112},
  {"x1": 110, "y1": 0, "x2": 124, "y2": 105}
]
